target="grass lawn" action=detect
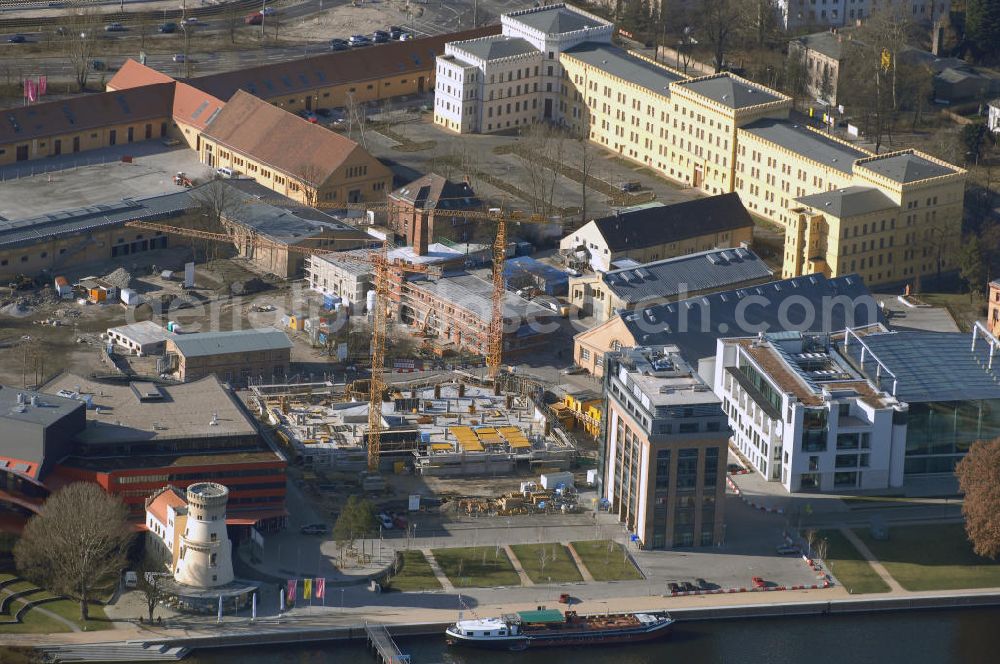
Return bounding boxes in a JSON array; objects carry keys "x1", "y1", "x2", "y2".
[
  {"x1": 817, "y1": 530, "x2": 890, "y2": 594},
  {"x1": 0, "y1": 608, "x2": 70, "y2": 634},
  {"x1": 386, "y1": 550, "x2": 442, "y2": 592},
  {"x1": 856, "y1": 523, "x2": 1000, "y2": 591},
  {"x1": 431, "y1": 546, "x2": 521, "y2": 588},
  {"x1": 510, "y1": 544, "x2": 583, "y2": 584},
  {"x1": 569, "y1": 540, "x2": 642, "y2": 582},
  {"x1": 40, "y1": 599, "x2": 114, "y2": 632}
]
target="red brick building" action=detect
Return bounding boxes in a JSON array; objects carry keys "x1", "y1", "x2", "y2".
[{"x1": 387, "y1": 174, "x2": 483, "y2": 254}]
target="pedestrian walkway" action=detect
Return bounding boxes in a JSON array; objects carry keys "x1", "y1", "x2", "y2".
[
  {"x1": 840, "y1": 527, "x2": 905, "y2": 593},
  {"x1": 420, "y1": 549, "x2": 455, "y2": 592},
  {"x1": 502, "y1": 545, "x2": 535, "y2": 587},
  {"x1": 564, "y1": 542, "x2": 595, "y2": 582}
]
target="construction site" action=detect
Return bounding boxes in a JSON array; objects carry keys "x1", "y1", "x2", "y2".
[{"x1": 252, "y1": 379, "x2": 576, "y2": 478}]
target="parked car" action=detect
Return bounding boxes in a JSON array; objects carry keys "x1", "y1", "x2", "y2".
[
  {"x1": 667, "y1": 582, "x2": 679, "y2": 594},
  {"x1": 55, "y1": 26, "x2": 68, "y2": 36},
  {"x1": 388, "y1": 25, "x2": 403, "y2": 39},
  {"x1": 216, "y1": 166, "x2": 235, "y2": 178},
  {"x1": 617, "y1": 180, "x2": 641, "y2": 192},
  {"x1": 776, "y1": 545, "x2": 801, "y2": 555},
  {"x1": 329, "y1": 38, "x2": 349, "y2": 51},
  {"x1": 90, "y1": 59, "x2": 106, "y2": 71},
  {"x1": 751, "y1": 576, "x2": 766, "y2": 589},
  {"x1": 298, "y1": 110, "x2": 318, "y2": 123},
  {"x1": 300, "y1": 523, "x2": 328, "y2": 535},
  {"x1": 181, "y1": 17, "x2": 200, "y2": 26},
  {"x1": 124, "y1": 571, "x2": 138, "y2": 588},
  {"x1": 7, "y1": 34, "x2": 26, "y2": 43},
  {"x1": 695, "y1": 578, "x2": 709, "y2": 589},
  {"x1": 158, "y1": 22, "x2": 177, "y2": 33},
  {"x1": 680, "y1": 581, "x2": 697, "y2": 592},
  {"x1": 315, "y1": 107, "x2": 334, "y2": 118},
  {"x1": 261, "y1": 6, "x2": 277, "y2": 16},
  {"x1": 398, "y1": 32, "x2": 413, "y2": 41},
  {"x1": 560, "y1": 365, "x2": 586, "y2": 375},
  {"x1": 172, "y1": 53, "x2": 186, "y2": 63},
  {"x1": 104, "y1": 22, "x2": 126, "y2": 32},
  {"x1": 392, "y1": 514, "x2": 407, "y2": 529},
  {"x1": 348, "y1": 34, "x2": 370, "y2": 47},
  {"x1": 372, "y1": 30, "x2": 389, "y2": 43},
  {"x1": 378, "y1": 513, "x2": 393, "y2": 529},
  {"x1": 244, "y1": 12, "x2": 263, "y2": 25}
]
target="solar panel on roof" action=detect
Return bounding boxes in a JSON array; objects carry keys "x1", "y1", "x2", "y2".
[{"x1": 205, "y1": 108, "x2": 222, "y2": 125}]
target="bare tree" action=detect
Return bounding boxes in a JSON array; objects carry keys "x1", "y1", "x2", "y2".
[
  {"x1": 521, "y1": 123, "x2": 565, "y2": 218},
  {"x1": 14, "y1": 483, "x2": 133, "y2": 621},
  {"x1": 62, "y1": 10, "x2": 101, "y2": 92},
  {"x1": 135, "y1": 555, "x2": 168, "y2": 622},
  {"x1": 577, "y1": 125, "x2": 596, "y2": 226},
  {"x1": 227, "y1": 2, "x2": 240, "y2": 45},
  {"x1": 697, "y1": 0, "x2": 741, "y2": 73}
]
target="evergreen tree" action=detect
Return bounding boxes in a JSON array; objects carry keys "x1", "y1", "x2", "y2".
[{"x1": 966, "y1": 0, "x2": 1000, "y2": 61}]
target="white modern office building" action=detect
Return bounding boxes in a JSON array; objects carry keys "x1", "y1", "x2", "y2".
[
  {"x1": 713, "y1": 330, "x2": 907, "y2": 493},
  {"x1": 434, "y1": 3, "x2": 613, "y2": 133}
]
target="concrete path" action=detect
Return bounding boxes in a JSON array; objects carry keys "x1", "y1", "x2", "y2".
[
  {"x1": 564, "y1": 542, "x2": 595, "y2": 582},
  {"x1": 420, "y1": 549, "x2": 455, "y2": 592},
  {"x1": 502, "y1": 545, "x2": 535, "y2": 587},
  {"x1": 840, "y1": 527, "x2": 905, "y2": 593}
]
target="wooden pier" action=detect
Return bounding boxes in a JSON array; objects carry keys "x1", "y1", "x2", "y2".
[{"x1": 365, "y1": 621, "x2": 411, "y2": 664}]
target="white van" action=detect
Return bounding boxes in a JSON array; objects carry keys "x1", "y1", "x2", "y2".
[{"x1": 216, "y1": 167, "x2": 235, "y2": 179}]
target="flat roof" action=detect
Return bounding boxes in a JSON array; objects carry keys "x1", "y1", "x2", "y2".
[
  {"x1": 842, "y1": 330, "x2": 1000, "y2": 402},
  {"x1": 674, "y1": 74, "x2": 784, "y2": 108},
  {"x1": 169, "y1": 328, "x2": 293, "y2": 358},
  {"x1": 601, "y1": 247, "x2": 773, "y2": 304},
  {"x1": 44, "y1": 374, "x2": 259, "y2": 445},
  {"x1": 411, "y1": 273, "x2": 552, "y2": 324},
  {"x1": 0, "y1": 384, "x2": 84, "y2": 429},
  {"x1": 740, "y1": 118, "x2": 869, "y2": 174},
  {"x1": 61, "y1": 449, "x2": 279, "y2": 471},
  {"x1": 107, "y1": 320, "x2": 175, "y2": 346},
  {"x1": 563, "y1": 42, "x2": 684, "y2": 97},
  {"x1": 451, "y1": 35, "x2": 537, "y2": 61},
  {"x1": 857, "y1": 152, "x2": 959, "y2": 184},
  {"x1": 796, "y1": 186, "x2": 898, "y2": 218}
]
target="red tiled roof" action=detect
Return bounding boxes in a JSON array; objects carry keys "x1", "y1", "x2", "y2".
[
  {"x1": 185, "y1": 27, "x2": 499, "y2": 101},
  {"x1": 146, "y1": 486, "x2": 186, "y2": 525},
  {"x1": 0, "y1": 83, "x2": 174, "y2": 145},
  {"x1": 106, "y1": 59, "x2": 175, "y2": 91},
  {"x1": 172, "y1": 82, "x2": 226, "y2": 131},
  {"x1": 202, "y1": 90, "x2": 375, "y2": 185}
]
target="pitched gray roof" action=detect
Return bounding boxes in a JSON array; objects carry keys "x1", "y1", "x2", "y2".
[
  {"x1": 509, "y1": 4, "x2": 606, "y2": 34},
  {"x1": 741, "y1": 118, "x2": 868, "y2": 174},
  {"x1": 170, "y1": 329, "x2": 292, "y2": 358},
  {"x1": 219, "y1": 180, "x2": 371, "y2": 246},
  {"x1": 842, "y1": 331, "x2": 1000, "y2": 402},
  {"x1": 589, "y1": 192, "x2": 754, "y2": 253},
  {"x1": 796, "y1": 186, "x2": 897, "y2": 218},
  {"x1": 452, "y1": 36, "x2": 537, "y2": 61},
  {"x1": 563, "y1": 42, "x2": 685, "y2": 97},
  {"x1": 602, "y1": 247, "x2": 773, "y2": 304},
  {"x1": 793, "y1": 31, "x2": 848, "y2": 60},
  {"x1": 675, "y1": 74, "x2": 782, "y2": 108},
  {"x1": 615, "y1": 273, "x2": 883, "y2": 363},
  {"x1": 858, "y1": 152, "x2": 958, "y2": 183},
  {"x1": 0, "y1": 190, "x2": 195, "y2": 249}
]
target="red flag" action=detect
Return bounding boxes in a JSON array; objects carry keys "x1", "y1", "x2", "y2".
[
  {"x1": 286, "y1": 579, "x2": 297, "y2": 603},
  {"x1": 26, "y1": 79, "x2": 36, "y2": 103},
  {"x1": 38, "y1": 76, "x2": 46, "y2": 97},
  {"x1": 315, "y1": 577, "x2": 325, "y2": 600}
]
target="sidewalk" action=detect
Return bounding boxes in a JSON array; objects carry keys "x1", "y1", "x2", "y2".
[{"x1": 840, "y1": 528, "x2": 905, "y2": 593}]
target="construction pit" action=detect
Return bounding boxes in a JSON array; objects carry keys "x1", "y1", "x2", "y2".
[{"x1": 252, "y1": 380, "x2": 576, "y2": 478}]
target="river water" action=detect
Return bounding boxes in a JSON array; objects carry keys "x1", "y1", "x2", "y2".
[{"x1": 188, "y1": 607, "x2": 1000, "y2": 664}]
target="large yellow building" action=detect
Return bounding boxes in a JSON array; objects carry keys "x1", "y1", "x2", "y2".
[{"x1": 437, "y1": 4, "x2": 966, "y2": 288}]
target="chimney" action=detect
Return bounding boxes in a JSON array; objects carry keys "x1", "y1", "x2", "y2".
[{"x1": 413, "y1": 211, "x2": 429, "y2": 257}]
